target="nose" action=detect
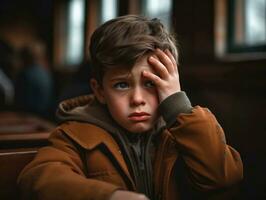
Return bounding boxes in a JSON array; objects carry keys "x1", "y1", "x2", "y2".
[{"x1": 130, "y1": 87, "x2": 145, "y2": 106}]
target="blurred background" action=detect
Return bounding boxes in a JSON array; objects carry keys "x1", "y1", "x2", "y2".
[{"x1": 0, "y1": 0, "x2": 265, "y2": 199}]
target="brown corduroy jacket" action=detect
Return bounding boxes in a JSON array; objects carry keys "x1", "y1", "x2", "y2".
[{"x1": 17, "y1": 94, "x2": 243, "y2": 200}]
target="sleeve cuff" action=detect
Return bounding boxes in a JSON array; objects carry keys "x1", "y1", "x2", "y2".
[{"x1": 158, "y1": 91, "x2": 192, "y2": 127}]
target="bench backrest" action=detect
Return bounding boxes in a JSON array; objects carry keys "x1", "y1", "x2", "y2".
[{"x1": 0, "y1": 149, "x2": 37, "y2": 200}]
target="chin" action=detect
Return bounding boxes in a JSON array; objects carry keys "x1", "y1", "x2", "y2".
[{"x1": 127, "y1": 125, "x2": 152, "y2": 134}]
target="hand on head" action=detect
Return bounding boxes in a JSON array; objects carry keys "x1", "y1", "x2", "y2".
[{"x1": 142, "y1": 48, "x2": 181, "y2": 103}]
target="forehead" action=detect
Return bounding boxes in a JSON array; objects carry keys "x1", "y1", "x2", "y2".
[{"x1": 104, "y1": 54, "x2": 154, "y2": 79}]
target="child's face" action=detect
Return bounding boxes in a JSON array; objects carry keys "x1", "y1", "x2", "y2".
[{"x1": 93, "y1": 54, "x2": 159, "y2": 133}]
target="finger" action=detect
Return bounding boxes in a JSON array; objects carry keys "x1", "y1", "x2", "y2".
[
  {"x1": 137, "y1": 194, "x2": 150, "y2": 200},
  {"x1": 155, "y1": 49, "x2": 175, "y2": 74},
  {"x1": 142, "y1": 70, "x2": 163, "y2": 87},
  {"x1": 165, "y1": 49, "x2": 178, "y2": 71},
  {"x1": 148, "y1": 56, "x2": 169, "y2": 79}
]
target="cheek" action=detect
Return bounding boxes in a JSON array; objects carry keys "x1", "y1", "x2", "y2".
[
  {"x1": 106, "y1": 95, "x2": 128, "y2": 116},
  {"x1": 150, "y1": 99, "x2": 159, "y2": 113},
  {"x1": 147, "y1": 91, "x2": 159, "y2": 109}
]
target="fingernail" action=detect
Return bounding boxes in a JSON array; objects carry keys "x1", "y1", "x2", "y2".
[{"x1": 142, "y1": 70, "x2": 149, "y2": 76}]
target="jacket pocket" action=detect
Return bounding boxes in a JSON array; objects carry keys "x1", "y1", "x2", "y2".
[{"x1": 84, "y1": 147, "x2": 128, "y2": 188}]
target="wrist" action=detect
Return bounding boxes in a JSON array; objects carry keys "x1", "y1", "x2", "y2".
[
  {"x1": 159, "y1": 88, "x2": 181, "y2": 103},
  {"x1": 158, "y1": 91, "x2": 192, "y2": 127}
]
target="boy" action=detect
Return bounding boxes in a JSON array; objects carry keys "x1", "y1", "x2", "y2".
[{"x1": 18, "y1": 15, "x2": 243, "y2": 200}]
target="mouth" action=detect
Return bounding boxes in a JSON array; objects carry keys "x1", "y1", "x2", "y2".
[{"x1": 128, "y1": 112, "x2": 151, "y2": 122}]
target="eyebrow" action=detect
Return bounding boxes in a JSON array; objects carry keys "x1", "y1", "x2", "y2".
[{"x1": 110, "y1": 74, "x2": 131, "y2": 81}]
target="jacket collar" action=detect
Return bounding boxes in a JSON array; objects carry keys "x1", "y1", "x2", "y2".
[
  {"x1": 60, "y1": 121, "x2": 116, "y2": 150},
  {"x1": 59, "y1": 121, "x2": 135, "y2": 187}
]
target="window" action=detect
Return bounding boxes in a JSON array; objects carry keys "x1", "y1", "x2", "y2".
[
  {"x1": 228, "y1": 0, "x2": 266, "y2": 52},
  {"x1": 141, "y1": 0, "x2": 172, "y2": 30},
  {"x1": 99, "y1": 0, "x2": 118, "y2": 24},
  {"x1": 215, "y1": 0, "x2": 266, "y2": 59},
  {"x1": 65, "y1": 0, "x2": 85, "y2": 67}
]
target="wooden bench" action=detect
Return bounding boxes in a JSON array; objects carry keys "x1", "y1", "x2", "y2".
[
  {"x1": 0, "y1": 112, "x2": 54, "y2": 199},
  {"x1": 0, "y1": 111, "x2": 54, "y2": 149},
  {"x1": 0, "y1": 148, "x2": 37, "y2": 199}
]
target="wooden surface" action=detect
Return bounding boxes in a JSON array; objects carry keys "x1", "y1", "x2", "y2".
[
  {"x1": 0, "y1": 111, "x2": 55, "y2": 149},
  {"x1": 0, "y1": 148, "x2": 37, "y2": 200}
]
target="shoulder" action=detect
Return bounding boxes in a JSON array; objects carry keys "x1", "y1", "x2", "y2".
[{"x1": 176, "y1": 106, "x2": 217, "y2": 124}]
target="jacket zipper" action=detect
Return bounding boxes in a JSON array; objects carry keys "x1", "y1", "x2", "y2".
[
  {"x1": 154, "y1": 133, "x2": 169, "y2": 200},
  {"x1": 144, "y1": 132, "x2": 154, "y2": 199},
  {"x1": 116, "y1": 132, "x2": 139, "y2": 190},
  {"x1": 119, "y1": 131, "x2": 155, "y2": 199}
]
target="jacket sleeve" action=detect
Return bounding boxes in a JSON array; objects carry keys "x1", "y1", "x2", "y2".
[
  {"x1": 17, "y1": 129, "x2": 120, "y2": 200},
  {"x1": 158, "y1": 92, "x2": 243, "y2": 191}
]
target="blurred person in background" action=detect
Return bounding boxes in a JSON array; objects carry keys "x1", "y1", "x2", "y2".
[
  {"x1": 0, "y1": 39, "x2": 15, "y2": 109},
  {"x1": 57, "y1": 60, "x2": 92, "y2": 102},
  {"x1": 15, "y1": 40, "x2": 53, "y2": 118}
]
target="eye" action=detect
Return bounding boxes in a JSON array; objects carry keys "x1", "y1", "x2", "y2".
[
  {"x1": 144, "y1": 80, "x2": 155, "y2": 88},
  {"x1": 113, "y1": 82, "x2": 129, "y2": 90}
]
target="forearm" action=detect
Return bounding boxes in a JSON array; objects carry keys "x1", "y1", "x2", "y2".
[
  {"x1": 17, "y1": 131, "x2": 120, "y2": 200},
  {"x1": 18, "y1": 161, "x2": 119, "y2": 200},
  {"x1": 174, "y1": 107, "x2": 242, "y2": 189},
  {"x1": 159, "y1": 93, "x2": 243, "y2": 190}
]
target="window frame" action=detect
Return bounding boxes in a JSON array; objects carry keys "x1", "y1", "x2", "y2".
[
  {"x1": 214, "y1": 0, "x2": 266, "y2": 61},
  {"x1": 227, "y1": 0, "x2": 266, "y2": 54},
  {"x1": 140, "y1": 0, "x2": 173, "y2": 31}
]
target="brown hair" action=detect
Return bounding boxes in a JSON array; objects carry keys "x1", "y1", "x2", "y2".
[{"x1": 89, "y1": 15, "x2": 178, "y2": 83}]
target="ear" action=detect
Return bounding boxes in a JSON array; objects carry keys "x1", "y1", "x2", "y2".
[{"x1": 90, "y1": 78, "x2": 106, "y2": 104}]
